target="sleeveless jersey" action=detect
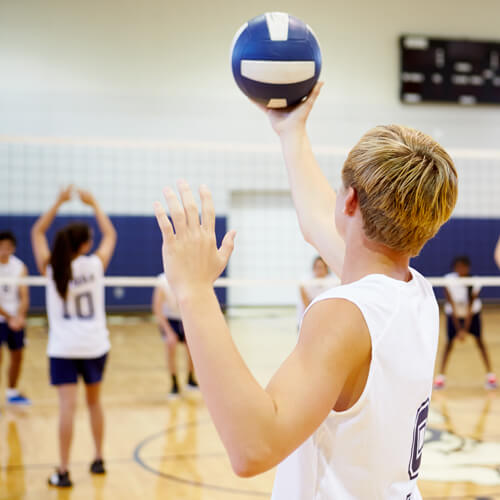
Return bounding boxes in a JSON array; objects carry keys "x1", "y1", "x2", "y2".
[
  {"x1": 272, "y1": 268, "x2": 438, "y2": 500},
  {"x1": 157, "y1": 273, "x2": 181, "y2": 320},
  {"x1": 46, "y1": 254, "x2": 110, "y2": 358},
  {"x1": 443, "y1": 271, "x2": 481, "y2": 317},
  {"x1": 0, "y1": 255, "x2": 25, "y2": 322}
]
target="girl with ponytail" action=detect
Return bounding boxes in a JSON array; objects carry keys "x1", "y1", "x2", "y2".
[{"x1": 31, "y1": 186, "x2": 117, "y2": 488}]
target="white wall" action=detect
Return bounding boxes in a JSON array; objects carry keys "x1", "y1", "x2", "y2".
[
  {"x1": 1, "y1": 1, "x2": 499, "y2": 304},
  {"x1": 1, "y1": 0, "x2": 500, "y2": 148}
]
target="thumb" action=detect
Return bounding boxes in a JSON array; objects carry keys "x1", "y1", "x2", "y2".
[{"x1": 218, "y1": 230, "x2": 237, "y2": 264}]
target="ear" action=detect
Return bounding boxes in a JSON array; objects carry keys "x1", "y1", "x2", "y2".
[{"x1": 343, "y1": 186, "x2": 358, "y2": 216}]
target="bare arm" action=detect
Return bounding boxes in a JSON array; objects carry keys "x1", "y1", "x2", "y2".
[
  {"x1": 154, "y1": 182, "x2": 370, "y2": 476},
  {"x1": 77, "y1": 190, "x2": 117, "y2": 271},
  {"x1": 17, "y1": 264, "x2": 29, "y2": 317},
  {"x1": 31, "y1": 186, "x2": 72, "y2": 275},
  {"x1": 444, "y1": 288, "x2": 460, "y2": 331},
  {"x1": 299, "y1": 285, "x2": 310, "y2": 309},
  {"x1": 152, "y1": 285, "x2": 176, "y2": 337},
  {"x1": 263, "y1": 84, "x2": 345, "y2": 276},
  {"x1": 495, "y1": 236, "x2": 500, "y2": 269}
]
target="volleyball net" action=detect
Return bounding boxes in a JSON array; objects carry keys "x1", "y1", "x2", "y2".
[{"x1": 0, "y1": 134, "x2": 499, "y2": 309}]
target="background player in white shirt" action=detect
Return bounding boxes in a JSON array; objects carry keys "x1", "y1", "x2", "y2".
[
  {"x1": 153, "y1": 83, "x2": 459, "y2": 499},
  {"x1": 152, "y1": 272, "x2": 198, "y2": 397},
  {"x1": 0, "y1": 231, "x2": 30, "y2": 406},
  {"x1": 434, "y1": 256, "x2": 496, "y2": 390},
  {"x1": 31, "y1": 186, "x2": 116, "y2": 488},
  {"x1": 297, "y1": 256, "x2": 331, "y2": 323}
]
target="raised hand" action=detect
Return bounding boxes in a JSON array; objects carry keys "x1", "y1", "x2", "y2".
[
  {"x1": 77, "y1": 189, "x2": 96, "y2": 207},
  {"x1": 255, "y1": 82, "x2": 323, "y2": 137},
  {"x1": 57, "y1": 185, "x2": 74, "y2": 205},
  {"x1": 154, "y1": 181, "x2": 236, "y2": 299}
]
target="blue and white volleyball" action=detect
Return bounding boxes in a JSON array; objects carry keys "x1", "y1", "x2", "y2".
[{"x1": 231, "y1": 12, "x2": 322, "y2": 108}]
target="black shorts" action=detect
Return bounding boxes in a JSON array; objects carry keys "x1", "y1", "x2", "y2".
[
  {"x1": 159, "y1": 318, "x2": 185, "y2": 342},
  {"x1": 447, "y1": 313, "x2": 481, "y2": 341},
  {"x1": 0, "y1": 322, "x2": 25, "y2": 351},
  {"x1": 49, "y1": 353, "x2": 108, "y2": 386}
]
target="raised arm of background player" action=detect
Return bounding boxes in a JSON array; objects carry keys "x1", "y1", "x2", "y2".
[{"x1": 259, "y1": 83, "x2": 345, "y2": 276}]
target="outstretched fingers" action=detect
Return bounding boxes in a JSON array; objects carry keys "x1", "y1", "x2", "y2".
[
  {"x1": 154, "y1": 201, "x2": 175, "y2": 244},
  {"x1": 163, "y1": 187, "x2": 187, "y2": 236},
  {"x1": 218, "y1": 230, "x2": 237, "y2": 264},
  {"x1": 200, "y1": 185, "x2": 216, "y2": 232},
  {"x1": 177, "y1": 180, "x2": 200, "y2": 229}
]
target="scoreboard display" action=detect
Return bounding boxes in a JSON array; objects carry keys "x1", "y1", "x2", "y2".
[{"x1": 400, "y1": 35, "x2": 500, "y2": 105}]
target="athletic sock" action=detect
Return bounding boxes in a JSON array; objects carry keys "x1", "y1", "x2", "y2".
[{"x1": 6, "y1": 388, "x2": 20, "y2": 398}]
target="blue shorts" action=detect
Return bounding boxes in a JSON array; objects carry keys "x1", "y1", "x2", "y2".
[
  {"x1": 0, "y1": 322, "x2": 25, "y2": 351},
  {"x1": 159, "y1": 318, "x2": 185, "y2": 342},
  {"x1": 447, "y1": 313, "x2": 481, "y2": 341},
  {"x1": 49, "y1": 353, "x2": 108, "y2": 386}
]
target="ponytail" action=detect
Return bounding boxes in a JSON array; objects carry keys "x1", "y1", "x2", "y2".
[{"x1": 50, "y1": 223, "x2": 91, "y2": 299}]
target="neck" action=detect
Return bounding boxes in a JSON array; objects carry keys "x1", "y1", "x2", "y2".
[
  {"x1": 341, "y1": 233, "x2": 411, "y2": 285},
  {"x1": 0, "y1": 256, "x2": 9, "y2": 264}
]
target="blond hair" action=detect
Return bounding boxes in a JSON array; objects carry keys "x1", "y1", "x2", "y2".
[{"x1": 342, "y1": 125, "x2": 458, "y2": 256}]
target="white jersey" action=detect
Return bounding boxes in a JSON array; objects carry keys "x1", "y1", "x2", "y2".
[
  {"x1": 272, "y1": 268, "x2": 438, "y2": 500},
  {"x1": 157, "y1": 273, "x2": 181, "y2": 320},
  {"x1": 0, "y1": 255, "x2": 25, "y2": 322},
  {"x1": 46, "y1": 254, "x2": 110, "y2": 358},
  {"x1": 444, "y1": 272, "x2": 481, "y2": 317}
]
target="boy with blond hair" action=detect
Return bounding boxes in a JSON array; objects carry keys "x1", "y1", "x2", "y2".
[{"x1": 153, "y1": 84, "x2": 458, "y2": 500}]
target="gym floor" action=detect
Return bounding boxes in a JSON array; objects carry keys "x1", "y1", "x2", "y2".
[{"x1": 0, "y1": 306, "x2": 499, "y2": 500}]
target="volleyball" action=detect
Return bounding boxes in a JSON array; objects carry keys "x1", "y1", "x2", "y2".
[{"x1": 231, "y1": 12, "x2": 322, "y2": 108}]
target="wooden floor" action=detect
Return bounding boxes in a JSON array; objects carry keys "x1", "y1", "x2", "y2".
[{"x1": 0, "y1": 306, "x2": 499, "y2": 500}]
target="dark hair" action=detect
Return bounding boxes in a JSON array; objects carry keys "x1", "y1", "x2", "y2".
[
  {"x1": 50, "y1": 223, "x2": 91, "y2": 299},
  {"x1": 0, "y1": 231, "x2": 16, "y2": 246},
  {"x1": 452, "y1": 255, "x2": 471, "y2": 269}
]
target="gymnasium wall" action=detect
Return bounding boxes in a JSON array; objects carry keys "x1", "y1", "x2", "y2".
[
  {"x1": 1, "y1": 0, "x2": 499, "y2": 306},
  {"x1": 0, "y1": 215, "x2": 228, "y2": 310}
]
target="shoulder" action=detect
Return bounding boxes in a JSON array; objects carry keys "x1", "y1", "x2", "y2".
[
  {"x1": 11, "y1": 255, "x2": 25, "y2": 269},
  {"x1": 87, "y1": 254, "x2": 104, "y2": 271},
  {"x1": 300, "y1": 298, "x2": 370, "y2": 366}
]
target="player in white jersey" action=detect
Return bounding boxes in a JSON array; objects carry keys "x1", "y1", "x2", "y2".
[
  {"x1": 31, "y1": 186, "x2": 116, "y2": 488},
  {"x1": 0, "y1": 231, "x2": 31, "y2": 406},
  {"x1": 297, "y1": 256, "x2": 331, "y2": 323},
  {"x1": 434, "y1": 256, "x2": 496, "y2": 390},
  {"x1": 153, "y1": 83, "x2": 458, "y2": 499},
  {"x1": 152, "y1": 272, "x2": 198, "y2": 397}
]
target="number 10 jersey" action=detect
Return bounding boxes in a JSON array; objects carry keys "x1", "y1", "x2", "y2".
[{"x1": 46, "y1": 254, "x2": 110, "y2": 358}]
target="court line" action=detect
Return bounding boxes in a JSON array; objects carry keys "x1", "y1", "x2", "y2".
[{"x1": 133, "y1": 420, "x2": 270, "y2": 497}]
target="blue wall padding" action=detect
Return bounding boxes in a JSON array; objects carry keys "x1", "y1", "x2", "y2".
[
  {"x1": 0, "y1": 215, "x2": 499, "y2": 309},
  {"x1": 0, "y1": 215, "x2": 227, "y2": 310},
  {"x1": 411, "y1": 218, "x2": 500, "y2": 299}
]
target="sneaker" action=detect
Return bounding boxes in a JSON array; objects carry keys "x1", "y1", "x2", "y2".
[
  {"x1": 433, "y1": 374, "x2": 446, "y2": 390},
  {"x1": 6, "y1": 393, "x2": 32, "y2": 406},
  {"x1": 485, "y1": 373, "x2": 498, "y2": 390},
  {"x1": 90, "y1": 459, "x2": 106, "y2": 474},
  {"x1": 48, "y1": 470, "x2": 72, "y2": 488}
]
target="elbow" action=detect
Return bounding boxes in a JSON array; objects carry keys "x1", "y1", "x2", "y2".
[
  {"x1": 229, "y1": 447, "x2": 274, "y2": 478},
  {"x1": 231, "y1": 457, "x2": 261, "y2": 478}
]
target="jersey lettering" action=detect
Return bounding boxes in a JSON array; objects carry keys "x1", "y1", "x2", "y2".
[
  {"x1": 62, "y1": 292, "x2": 95, "y2": 320},
  {"x1": 408, "y1": 398, "x2": 429, "y2": 480}
]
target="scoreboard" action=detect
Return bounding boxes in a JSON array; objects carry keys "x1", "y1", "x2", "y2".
[{"x1": 400, "y1": 35, "x2": 500, "y2": 105}]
